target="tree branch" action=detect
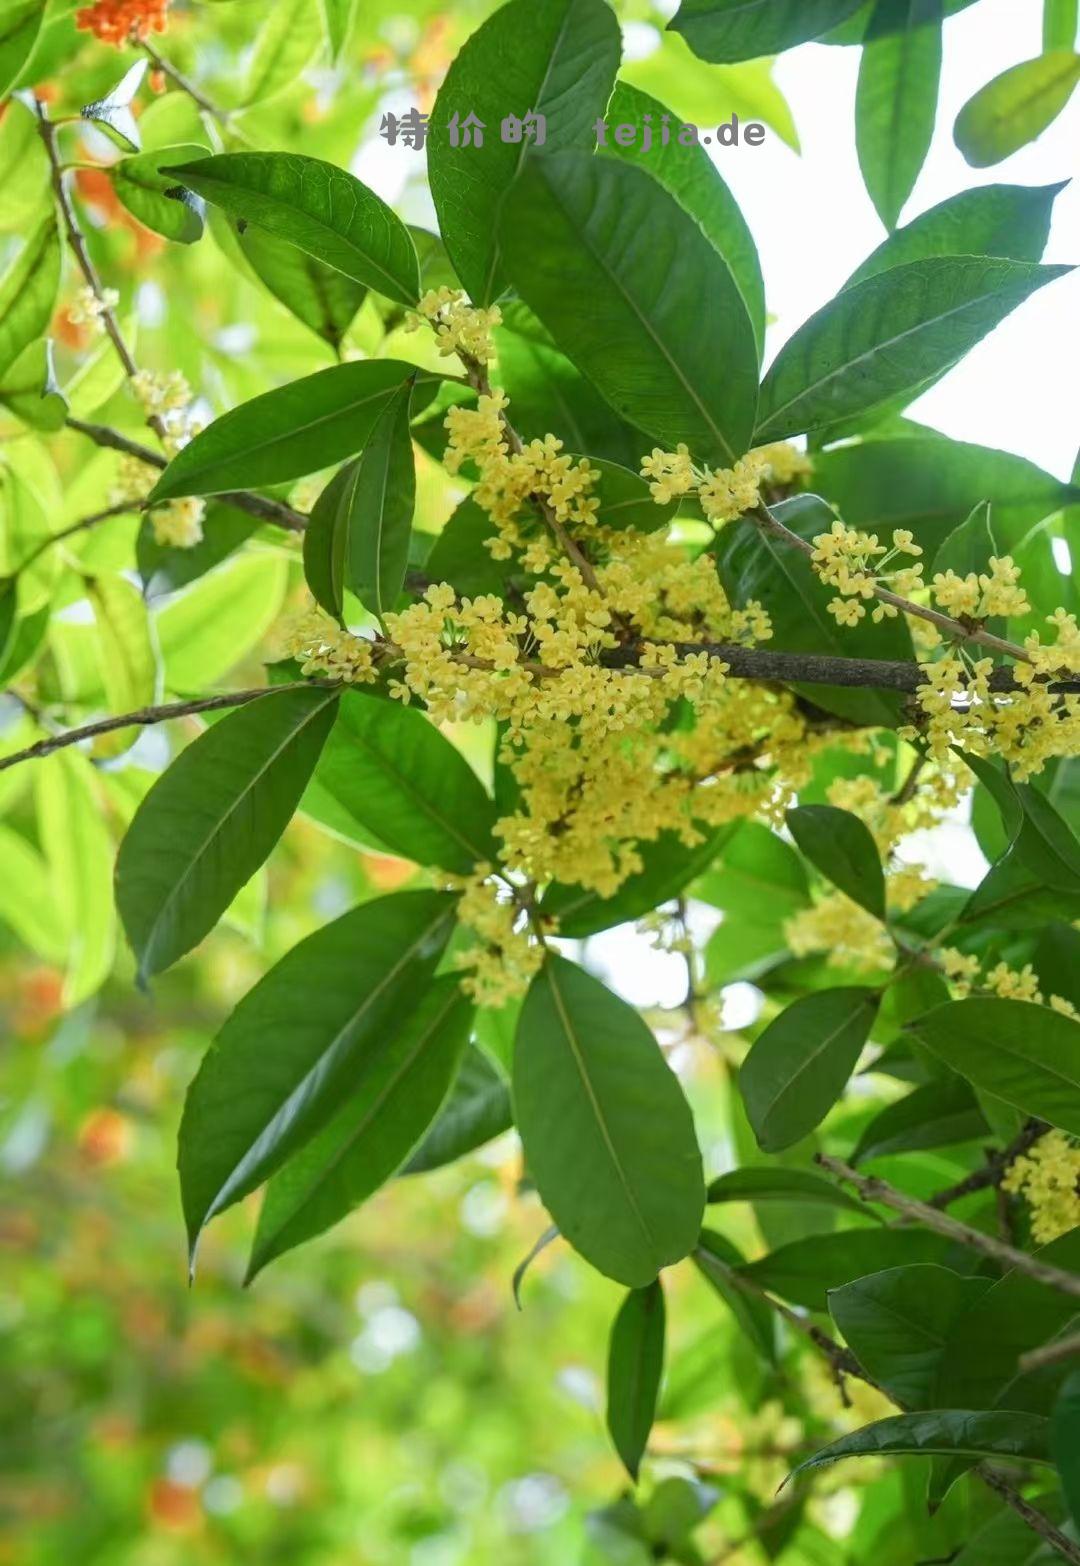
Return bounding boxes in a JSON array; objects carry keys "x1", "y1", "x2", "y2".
[
  {"x1": 816, "y1": 1154, "x2": 1080, "y2": 1302},
  {"x1": 0, "y1": 685, "x2": 322, "y2": 772},
  {"x1": 927, "y1": 1120, "x2": 1047, "y2": 1210},
  {"x1": 1019, "y1": 1330, "x2": 1080, "y2": 1376},
  {"x1": 751, "y1": 502, "x2": 1033, "y2": 666},
  {"x1": 141, "y1": 37, "x2": 236, "y2": 130}
]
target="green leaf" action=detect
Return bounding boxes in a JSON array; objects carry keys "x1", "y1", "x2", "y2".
[
  {"x1": 740, "y1": 1227, "x2": 958, "y2": 1311},
  {"x1": 422, "y1": 496, "x2": 508, "y2": 600},
  {"x1": 403, "y1": 1043, "x2": 512, "y2": 1175},
  {"x1": 241, "y1": 0, "x2": 322, "y2": 108},
  {"x1": 855, "y1": 0, "x2": 942, "y2": 232},
  {"x1": 670, "y1": 0, "x2": 865, "y2": 64},
  {"x1": 906, "y1": 997, "x2": 1080, "y2": 1136},
  {"x1": 166, "y1": 152, "x2": 419, "y2": 305},
  {"x1": 137, "y1": 502, "x2": 258, "y2": 600},
  {"x1": 954, "y1": 52, "x2": 1080, "y2": 167},
  {"x1": 116, "y1": 686, "x2": 339, "y2": 983},
  {"x1": 607, "y1": 1281, "x2": 666, "y2": 1482},
  {"x1": 320, "y1": 0, "x2": 356, "y2": 61},
  {"x1": 541, "y1": 826, "x2": 736, "y2": 937},
  {"x1": 853, "y1": 1076, "x2": 990, "y2": 1163},
  {"x1": 814, "y1": 434, "x2": 1080, "y2": 560},
  {"x1": 0, "y1": 2, "x2": 44, "y2": 97},
  {"x1": 828, "y1": 1265, "x2": 991, "y2": 1408},
  {"x1": 300, "y1": 688, "x2": 499, "y2": 874},
  {"x1": 694, "y1": 1229, "x2": 777, "y2": 1364},
  {"x1": 707, "y1": 1166, "x2": 868, "y2": 1217},
  {"x1": 0, "y1": 823, "x2": 65, "y2": 964},
  {"x1": 0, "y1": 338, "x2": 67, "y2": 432},
  {"x1": 429, "y1": 0, "x2": 621, "y2": 304},
  {"x1": 86, "y1": 575, "x2": 158, "y2": 757},
  {"x1": 952, "y1": 1500, "x2": 1070, "y2": 1566},
  {"x1": 756, "y1": 257, "x2": 1071, "y2": 443},
  {"x1": 1045, "y1": 0, "x2": 1079, "y2": 50},
  {"x1": 932, "y1": 499, "x2": 998, "y2": 582},
  {"x1": 787, "y1": 805, "x2": 886, "y2": 918},
  {"x1": 1052, "y1": 1369, "x2": 1080, "y2": 1530},
  {"x1": 588, "y1": 458, "x2": 678, "y2": 533},
  {"x1": 694, "y1": 821, "x2": 809, "y2": 919},
  {"x1": 499, "y1": 149, "x2": 759, "y2": 468},
  {"x1": 606, "y1": 81, "x2": 766, "y2": 362},
  {"x1": 1035, "y1": 922, "x2": 1080, "y2": 1012},
  {"x1": 110, "y1": 143, "x2": 205, "y2": 244},
  {"x1": 36, "y1": 751, "x2": 116, "y2": 1005},
  {"x1": 740, "y1": 987, "x2": 880, "y2": 1153},
  {"x1": 149, "y1": 360, "x2": 421, "y2": 501},
  {"x1": 0, "y1": 215, "x2": 61, "y2": 382},
  {"x1": 494, "y1": 314, "x2": 648, "y2": 470},
  {"x1": 789, "y1": 1411, "x2": 1052, "y2": 1483},
  {"x1": 962, "y1": 773, "x2": 1080, "y2": 925},
  {"x1": 157, "y1": 554, "x2": 287, "y2": 690},
  {"x1": 81, "y1": 59, "x2": 146, "y2": 152},
  {"x1": 621, "y1": 31, "x2": 800, "y2": 151},
  {"x1": 222, "y1": 212, "x2": 366, "y2": 352},
  {"x1": 844, "y1": 181, "x2": 1066, "y2": 290},
  {"x1": 247, "y1": 976, "x2": 474, "y2": 1277},
  {"x1": 179, "y1": 889, "x2": 457, "y2": 1255},
  {"x1": 513, "y1": 956, "x2": 705, "y2": 1287},
  {"x1": 307, "y1": 380, "x2": 415, "y2": 620},
  {"x1": 713, "y1": 493, "x2": 915, "y2": 728}
]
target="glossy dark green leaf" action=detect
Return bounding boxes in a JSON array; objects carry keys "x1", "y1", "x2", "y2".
[
  {"x1": 179, "y1": 889, "x2": 457, "y2": 1254},
  {"x1": 136, "y1": 503, "x2": 258, "y2": 600},
  {"x1": 741, "y1": 1228, "x2": 960, "y2": 1312},
  {"x1": 853, "y1": 1076, "x2": 990, "y2": 1164},
  {"x1": 607, "y1": 1281, "x2": 666, "y2": 1482},
  {"x1": 694, "y1": 1229, "x2": 777, "y2": 1364},
  {"x1": 740, "y1": 987, "x2": 880, "y2": 1152},
  {"x1": 932, "y1": 499, "x2": 998, "y2": 584},
  {"x1": 829, "y1": 1265, "x2": 991, "y2": 1408},
  {"x1": 707, "y1": 1166, "x2": 867, "y2": 1217},
  {"x1": 787, "y1": 805, "x2": 886, "y2": 918},
  {"x1": 303, "y1": 380, "x2": 416, "y2": 620},
  {"x1": 429, "y1": 0, "x2": 621, "y2": 304},
  {"x1": 694, "y1": 821, "x2": 810, "y2": 920},
  {"x1": 856, "y1": 0, "x2": 942, "y2": 232},
  {"x1": 149, "y1": 360, "x2": 421, "y2": 501},
  {"x1": 1052, "y1": 1369, "x2": 1080, "y2": 1530},
  {"x1": 670, "y1": 0, "x2": 865, "y2": 64},
  {"x1": 110, "y1": 143, "x2": 205, "y2": 243},
  {"x1": 247, "y1": 976, "x2": 474, "y2": 1277},
  {"x1": 1035, "y1": 923, "x2": 1080, "y2": 1012},
  {"x1": 116, "y1": 686, "x2": 339, "y2": 983},
  {"x1": 403, "y1": 1043, "x2": 512, "y2": 1175},
  {"x1": 606, "y1": 81, "x2": 766, "y2": 360},
  {"x1": 81, "y1": 59, "x2": 145, "y2": 153},
  {"x1": 301, "y1": 689, "x2": 498, "y2": 873},
  {"x1": 422, "y1": 497, "x2": 508, "y2": 600},
  {"x1": 0, "y1": 2, "x2": 44, "y2": 96},
  {"x1": 713, "y1": 494, "x2": 914, "y2": 727},
  {"x1": 225, "y1": 213, "x2": 366, "y2": 351},
  {"x1": 756, "y1": 258, "x2": 1070, "y2": 443},
  {"x1": 500, "y1": 149, "x2": 759, "y2": 467},
  {"x1": 954, "y1": 52, "x2": 1080, "y2": 168},
  {"x1": 814, "y1": 434, "x2": 1080, "y2": 561},
  {"x1": 588, "y1": 458, "x2": 679, "y2": 533},
  {"x1": 843, "y1": 181, "x2": 1066, "y2": 290},
  {"x1": 165, "y1": 152, "x2": 420, "y2": 304},
  {"x1": 541, "y1": 826, "x2": 735, "y2": 937},
  {"x1": 907, "y1": 998, "x2": 1080, "y2": 1135},
  {"x1": 790, "y1": 1411, "x2": 1051, "y2": 1483},
  {"x1": 513, "y1": 956, "x2": 705, "y2": 1287},
  {"x1": 0, "y1": 216, "x2": 61, "y2": 382},
  {"x1": 493, "y1": 321, "x2": 648, "y2": 471}
]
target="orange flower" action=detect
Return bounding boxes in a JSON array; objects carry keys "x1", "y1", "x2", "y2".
[{"x1": 76, "y1": 0, "x2": 170, "y2": 48}]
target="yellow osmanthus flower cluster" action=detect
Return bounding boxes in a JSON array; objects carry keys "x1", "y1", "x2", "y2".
[
  {"x1": 640, "y1": 441, "x2": 811, "y2": 521},
  {"x1": 67, "y1": 284, "x2": 119, "y2": 333},
  {"x1": 1002, "y1": 1130, "x2": 1080, "y2": 1244},
  {"x1": 407, "y1": 287, "x2": 502, "y2": 365},
  {"x1": 810, "y1": 521, "x2": 924, "y2": 626},
  {"x1": 151, "y1": 497, "x2": 205, "y2": 550},
  {"x1": 442, "y1": 867, "x2": 546, "y2": 1007}
]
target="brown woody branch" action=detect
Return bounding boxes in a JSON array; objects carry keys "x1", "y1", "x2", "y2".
[
  {"x1": 927, "y1": 1120, "x2": 1047, "y2": 1210},
  {"x1": 1019, "y1": 1330, "x2": 1080, "y2": 1376},
  {"x1": 817, "y1": 1154, "x2": 1080, "y2": 1302}
]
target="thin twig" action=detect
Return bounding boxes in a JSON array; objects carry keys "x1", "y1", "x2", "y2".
[
  {"x1": 977, "y1": 1467, "x2": 1080, "y2": 1566},
  {"x1": 891, "y1": 750, "x2": 929, "y2": 806},
  {"x1": 141, "y1": 37, "x2": 235, "y2": 130},
  {"x1": 927, "y1": 1120, "x2": 1046, "y2": 1210},
  {"x1": 0, "y1": 685, "x2": 323, "y2": 772},
  {"x1": 816, "y1": 1155, "x2": 1080, "y2": 1302},
  {"x1": 14, "y1": 501, "x2": 140, "y2": 573},
  {"x1": 1019, "y1": 1330, "x2": 1080, "y2": 1376},
  {"x1": 65, "y1": 417, "x2": 165, "y2": 469},
  {"x1": 751, "y1": 502, "x2": 1032, "y2": 666}
]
